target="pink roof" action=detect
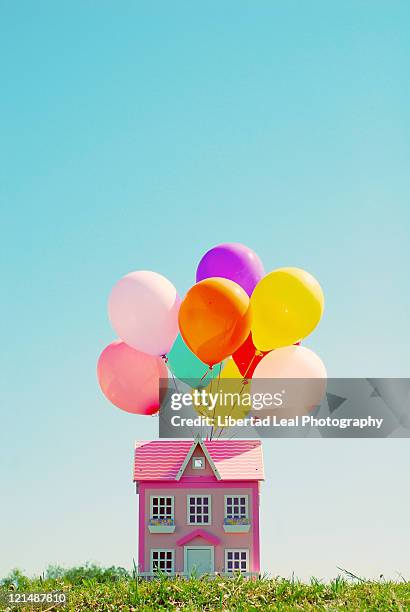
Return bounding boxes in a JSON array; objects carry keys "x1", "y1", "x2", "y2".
[{"x1": 133, "y1": 439, "x2": 264, "y2": 482}]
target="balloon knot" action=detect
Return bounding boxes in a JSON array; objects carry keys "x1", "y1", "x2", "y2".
[
  {"x1": 242, "y1": 378, "x2": 249, "y2": 385},
  {"x1": 255, "y1": 350, "x2": 264, "y2": 357},
  {"x1": 161, "y1": 354, "x2": 169, "y2": 363}
]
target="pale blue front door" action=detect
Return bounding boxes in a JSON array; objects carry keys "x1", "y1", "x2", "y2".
[{"x1": 185, "y1": 547, "x2": 214, "y2": 575}]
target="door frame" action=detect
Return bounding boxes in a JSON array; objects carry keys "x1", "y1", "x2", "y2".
[{"x1": 184, "y1": 545, "x2": 215, "y2": 575}]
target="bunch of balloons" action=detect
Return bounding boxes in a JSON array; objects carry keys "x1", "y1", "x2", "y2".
[{"x1": 97, "y1": 242, "x2": 326, "y2": 416}]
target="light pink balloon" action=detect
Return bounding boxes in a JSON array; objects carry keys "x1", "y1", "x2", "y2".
[
  {"x1": 252, "y1": 345, "x2": 327, "y2": 416},
  {"x1": 108, "y1": 271, "x2": 181, "y2": 356},
  {"x1": 253, "y1": 345, "x2": 327, "y2": 379},
  {"x1": 97, "y1": 341, "x2": 168, "y2": 415}
]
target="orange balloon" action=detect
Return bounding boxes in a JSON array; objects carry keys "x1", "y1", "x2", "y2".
[{"x1": 178, "y1": 278, "x2": 252, "y2": 366}]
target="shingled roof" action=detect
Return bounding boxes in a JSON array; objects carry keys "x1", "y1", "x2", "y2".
[{"x1": 133, "y1": 439, "x2": 264, "y2": 482}]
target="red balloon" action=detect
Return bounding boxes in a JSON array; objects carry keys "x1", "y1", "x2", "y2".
[
  {"x1": 232, "y1": 333, "x2": 269, "y2": 379},
  {"x1": 233, "y1": 336, "x2": 302, "y2": 378}
]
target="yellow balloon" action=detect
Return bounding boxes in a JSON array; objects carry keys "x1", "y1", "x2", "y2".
[
  {"x1": 250, "y1": 267, "x2": 324, "y2": 350},
  {"x1": 194, "y1": 359, "x2": 251, "y2": 422},
  {"x1": 219, "y1": 358, "x2": 245, "y2": 380}
]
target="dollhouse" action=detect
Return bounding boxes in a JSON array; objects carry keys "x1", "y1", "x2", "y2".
[{"x1": 133, "y1": 438, "x2": 264, "y2": 576}]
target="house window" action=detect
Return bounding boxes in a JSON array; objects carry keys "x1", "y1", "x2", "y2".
[
  {"x1": 150, "y1": 496, "x2": 174, "y2": 520},
  {"x1": 225, "y1": 549, "x2": 249, "y2": 574},
  {"x1": 151, "y1": 549, "x2": 174, "y2": 574},
  {"x1": 187, "y1": 495, "x2": 211, "y2": 524},
  {"x1": 192, "y1": 456, "x2": 205, "y2": 469},
  {"x1": 225, "y1": 495, "x2": 248, "y2": 519}
]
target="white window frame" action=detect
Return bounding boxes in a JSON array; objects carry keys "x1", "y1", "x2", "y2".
[
  {"x1": 150, "y1": 549, "x2": 175, "y2": 574},
  {"x1": 224, "y1": 495, "x2": 249, "y2": 520},
  {"x1": 150, "y1": 496, "x2": 175, "y2": 520},
  {"x1": 225, "y1": 549, "x2": 249, "y2": 574},
  {"x1": 187, "y1": 494, "x2": 212, "y2": 525},
  {"x1": 192, "y1": 456, "x2": 205, "y2": 470}
]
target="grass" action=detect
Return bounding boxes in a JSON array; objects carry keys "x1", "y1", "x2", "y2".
[{"x1": 1, "y1": 565, "x2": 410, "y2": 611}]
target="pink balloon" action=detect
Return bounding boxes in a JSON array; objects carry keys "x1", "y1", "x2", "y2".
[
  {"x1": 253, "y1": 345, "x2": 327, "y2": 379},
  {"x1": 97, "y1": 341, "x2": 168, "y2": 415},
  {"x1": 252, "y1": 345, "x2": 327, "y2": 416},
  {"x1": 108, "y1": 271, "x2": 181, "y2": 356}
]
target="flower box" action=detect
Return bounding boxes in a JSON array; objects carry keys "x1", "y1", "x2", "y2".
[
  {"x1": 148, "y1": 519, "x2": 175, "y2": 533},
  {"x1": 223, "y1": 523, "x2": 251, "y2": 533},
  {"x1": 148, "y1": 524, "x2": 176, "y2": 533},
  {"x1": 223, "y1": 518, "x2": 250, "y2": 533}
]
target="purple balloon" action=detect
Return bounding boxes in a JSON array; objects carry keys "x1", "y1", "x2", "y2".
[{"x1": 196, "y1": 243, "x2": 264, "y2": 296}]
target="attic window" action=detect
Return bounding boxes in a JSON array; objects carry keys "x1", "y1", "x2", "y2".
[{"x1": 192, "y1": 457, "x2": 205, "y2": 470}]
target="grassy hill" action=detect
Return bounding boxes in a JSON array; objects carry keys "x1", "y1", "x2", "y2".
[{"x1": 1, "y1": 565, "x2": 409, "y2": 610}]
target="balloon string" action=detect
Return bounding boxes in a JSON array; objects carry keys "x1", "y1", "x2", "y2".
[
  {"x1": 156, "y1": 402, "x2": 196, "y2": 441},
  {"x1": 215, "y1": 352, "x2": 258, "y2": 439},
  {"x1": 209, "y1": 362, "x2": 222, "y2": 441},
  {"x1": 200, "y1": 365, "x2": 213, "y2": 381},
  {"x1": 196, "y1": 365, "x2": 213, "y2": 441},
  {"x1": 215, "y1": 380, "x2": 249, "y2": 440},
  {"x1": 208, "y1": 373, "x2": 214, "y2": 439},
  {"x1": 219, "y1": 350, "x2": 267, "y2": 438},
  {"x1": 216, "y1": 361, "x2": 222, "y2": 392},
  {"x1": 159, "y1": 355, "x2": 199, "y2": 438},
  {"x1": 161, "y1": 354, "x2": 179, "y2": 393},
  {"x1": 199, "y1": 364, "x2": 212, "y2": 439},
  {"x1": 242, "y1": 352, "x2": 258, "y2": 379}
]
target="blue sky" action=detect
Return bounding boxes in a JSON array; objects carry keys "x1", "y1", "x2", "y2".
[{"x1": 1, "y1": 1, "x2": 409, "y2": 580}]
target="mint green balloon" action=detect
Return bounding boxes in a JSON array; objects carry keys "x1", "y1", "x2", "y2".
[
  {"x1": 168, "y1": 335, "x2": 209, "y2": 382},
  {"x1": 168, "y1": 335, "x2": 224, "y2": 389}
]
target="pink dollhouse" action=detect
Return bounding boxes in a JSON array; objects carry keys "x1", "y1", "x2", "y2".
[{"x1": 133, "y1": 438, "x2": 264, "y2": 576}]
